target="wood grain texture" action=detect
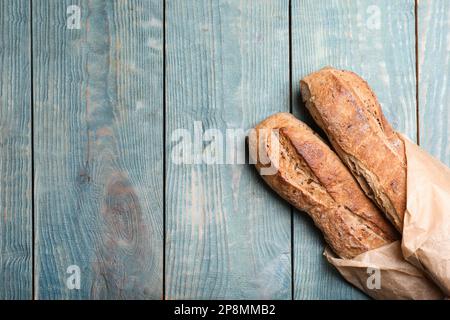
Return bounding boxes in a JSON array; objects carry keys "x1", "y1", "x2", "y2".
[
  {"x1": 291, "y1": 0, "x2": 416, "y2": 299},
  {"x1": 33, "y1": 0, "x2": 163, "y2": 299},
  {"x1": 0, "y1": 0, "x2": 32, "y2": 300},
  {"x1": 418, "y1": 0, "x2": 450, "y2": 165},
  {"x1": 166, "y1": 0, "x2": 292, "y2": 299}
]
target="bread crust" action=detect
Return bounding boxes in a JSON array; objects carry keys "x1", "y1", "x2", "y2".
[
  {"x1": 250, "y1": 112, "x2": 398, "y2": 259},
  {"x1": 300, "y1": 67, "x2": 406, "y2": 231}
]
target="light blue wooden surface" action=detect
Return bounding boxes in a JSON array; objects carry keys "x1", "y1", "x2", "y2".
[
  {"x1": 33, "y1": 0, "x2": 163, "y2": 299},
  {"x1": 291, "y1": 0, "x2": 416, "y2": 299},
  {"x1": 165, "y1": 0, "x2": 292, "y2": 299},
  {"x1": 0, "y1": 0, "x2": 32, "y2": 299},
  {"x1": 0, "y1": 0, "x2": 448, "y2": 300},
  {"x1": 418, "y1": 0, "x2": 450, "y2": 165}
]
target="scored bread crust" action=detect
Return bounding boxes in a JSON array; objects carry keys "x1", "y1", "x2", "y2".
[
  {"x1": 300, "y1": 67, "x2": 406, "y2": 231},
  {"x1": 250, "y1": 112, "x2": 398, "y2": 259}
]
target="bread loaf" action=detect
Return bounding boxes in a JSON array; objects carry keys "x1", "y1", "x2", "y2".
[
  {"x1": 300, "y1": 67, "x2": 407, "y2": 231},
  {"x1": 249, "y1": 112, "x2": 398, "y2": 259}
]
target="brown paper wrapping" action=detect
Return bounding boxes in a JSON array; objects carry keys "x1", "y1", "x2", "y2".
[
  {"x1": 401, "y1": 136, "x2": 450, "y2": 295},
  {"x1": 325, "y1": 242, "x2": 444, "y2": 300},
  {"x1": 325, "y1": 136, "x2": 450, "y2": 299}
]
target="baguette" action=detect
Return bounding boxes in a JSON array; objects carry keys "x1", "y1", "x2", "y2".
[
  {"x1": 250, "y1": 112, "x2": 398, "y2": 259},
  {"x1": 300, "y1": 67, "x2": 407, "y2": 231}
]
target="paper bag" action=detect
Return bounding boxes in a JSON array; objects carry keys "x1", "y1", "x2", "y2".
[
  {"x1": 325, "y1": 242, "x2": 444, "y2": 299},
  {"x1": 325, "y1": 136, "x2": 450, "y2": 299},
  {"x1": 401, "y1": 136, "x2": 450, "y2": 295}
]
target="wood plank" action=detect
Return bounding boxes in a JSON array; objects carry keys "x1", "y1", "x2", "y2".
[
  {"x1": 291, "y1": 0, "x2": 416, "y2": 299},
  {"x1": 166, "y1": 0, "x2": 292, "y2": 299},
  {"x1": 418, "y1": 0, "x2": 450, "y2": 165},
  {"x1": 0, "y1": 0, "x2": 32, "y2": 299},
  {"x1": 33, "y1": 0, "x2": 163, "y2": 299}
]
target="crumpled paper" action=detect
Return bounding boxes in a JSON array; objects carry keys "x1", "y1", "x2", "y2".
[
  {"x1": 325, "y1": 135, "x2": 450, "y2": 300},
  {"x1": 325, "y1": 242, "x2": 443, "y2": 299},
  {"x1": 401, "y1": 135, "x2": 450, "y2": 296}
]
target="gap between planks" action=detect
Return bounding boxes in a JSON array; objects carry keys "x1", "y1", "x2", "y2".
[
  {"x1": 288, "y1": 0, "x2": 295, "y2": 301},
  {"x1": 415, "y1": 0, "x2": 420, "y2": 145},
  {"x1": 30, "y1": 0, "x2": 36, "y2": 301},
  {"x1": 163, "y1": 0, "x2": 167, "y2": 301}
]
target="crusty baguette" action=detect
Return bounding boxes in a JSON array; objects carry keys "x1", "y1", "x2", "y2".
[
  {"x1": 249, "y1": 112, "x2": 398, "y2": 259},
  {"x1": 300, "y1": 67, "x2": 406, "y2": 231}
]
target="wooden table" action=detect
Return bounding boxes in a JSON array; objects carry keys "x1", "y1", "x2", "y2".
[{"x1": 0, "y1": 0, "x2": 448, "y2": 299}]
